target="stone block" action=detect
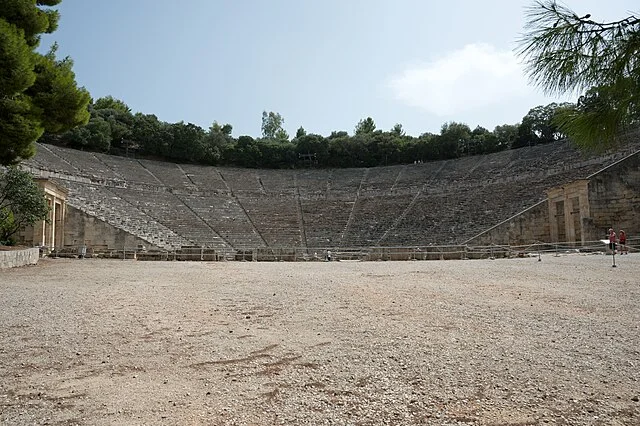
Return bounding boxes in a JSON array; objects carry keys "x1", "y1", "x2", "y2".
[{"x1": 0, "y1": 248, "x2": 40, "y2": 269}]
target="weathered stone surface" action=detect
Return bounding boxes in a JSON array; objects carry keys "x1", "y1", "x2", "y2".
[
  {"x1": 22, "y1": 139, "x2": 640, "y2": 253},
  {"x1": 0, "y1": 247, "x2": 39, "y2": 269},
  {"x1": 468, "y1": 150, "x2": 640, "y2": 247}
]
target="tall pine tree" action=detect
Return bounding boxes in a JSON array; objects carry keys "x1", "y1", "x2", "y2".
[
  {"x1": 0, "y1": 0, "x2": 90, "y2": 165},
  {"x1": 517, "y1": 1, "x2": 640, "y2": 149}
]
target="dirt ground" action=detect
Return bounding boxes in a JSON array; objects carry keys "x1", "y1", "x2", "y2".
[{"x1": 1, "y1": 253, "x2": 639, "y2": 425}]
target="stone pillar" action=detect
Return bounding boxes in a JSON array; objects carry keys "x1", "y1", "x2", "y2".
[
  {"x1": 55, "y1": 201, "x2": 65, "y2": 249},
  {"x1": 39, "y1": 218, "x2": 46, "y2": 246},
  {"x1": 564, "y1": 196, "x2": 575, "y2": 243},
  {"x1": 49, "y1": 199, "x2": 56, "y2": 248}
]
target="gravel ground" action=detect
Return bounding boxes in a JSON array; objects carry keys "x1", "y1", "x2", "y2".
[{"x1": 1, "y1": 254, "x2": 639, "y2": 425}]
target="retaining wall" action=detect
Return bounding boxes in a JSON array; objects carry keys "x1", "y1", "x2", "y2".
[
  {"x1": 586, "y1": 152, "x2": 640, "y2": 240},
  {"x1": 464, "y1": 200, "x2": 551, "y2": 246},
  {"x1": 0, "y1": 247, "x2": 40, "y2": 269},
  {"x1": 465, "y1": 151, "x2": 640, "y2": 246},
  {"x1": 64, "y1": 206, "x2": 161, "y2": 252}
]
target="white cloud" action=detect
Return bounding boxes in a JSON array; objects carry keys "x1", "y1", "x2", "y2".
[{"x1": 388, "y1": 43, "x2": 533, "y2": 117}]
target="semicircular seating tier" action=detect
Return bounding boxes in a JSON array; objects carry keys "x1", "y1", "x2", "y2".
[{"x1": 23, "y1": 139, "x2": 640, "y2": 251}]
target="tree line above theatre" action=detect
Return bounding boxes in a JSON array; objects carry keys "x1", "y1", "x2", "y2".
[
  {"x1": 39, "y1": 100, "x2": 572, "y2": 169},
  {"x1": 1, "y1": 0, "x2": 639, "y2": 169},
  {"x1": 32, "y1": 0, "x2": 640, "y2": 171}
]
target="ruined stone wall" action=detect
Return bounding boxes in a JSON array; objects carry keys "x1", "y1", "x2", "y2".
[
  {"x1": 584, "y1": 152, "x2": 640, "y2": 241},
  {"x1": 64, "y1": 206, "x2": 161, "y2": 251}
]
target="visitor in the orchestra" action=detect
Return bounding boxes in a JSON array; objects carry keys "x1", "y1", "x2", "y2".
[
  {"x1": 619, "y1": 230, "x2": 627, "y2": 255},
  {"x1": 608, "y1": 228, "x2": 617, "y2": 255}
]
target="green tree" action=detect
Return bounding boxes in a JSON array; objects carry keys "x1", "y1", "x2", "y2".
[
  {"x1": 391, "y1": 123, "x2": 405, "y2": 137},
  {"x1": 93, "y1": 107, "x2": 133, "y2": 151},
  {"x1": 0, "y1": 1, "x2": 90, "y2": 165},
  {"x1": 232, "y1": 136, "x2": 262, "y2": 168},
  {"x1": 166, "y1": 122, "x2": 206, "y2": 162},
  {"x1": 257, "y1": 139, "x2": 295, "y2": 168},
  {"x1": 493, "y1": 124, "x2": 519, "y2": 149},
  {"x1": 514, "y1": 103, "x2": 567, "y2": 148},
  {"x1": 369, "y1": 131, "x2": 402, "y2": 166},
  {"x1": 29, "y1": 48, "x2": 91, "y2": 134},
  {"x1": 354, "y1": 117, "x2": 376, "y2": 135},
  {"x1": 467, "y1": 126, "x2": 503, "y2": 155},
  {"x1": 41, "y1": 96, "x2": 133, "y2": 153},
  {"x1": 210, "y1": 121, "x2": 232, "y2": 136},
  {"x1": 58, "y1": 116, "x2": 111, "y2": 152},
  {"x1": 261, "y1": 111, "x2": 288, "y2": 141},
  {"x1": 517, "y1": 1, "x2": 640, "y2": 148},
  {"x1": 131, "y1": 113, "x2": 166, "y2": 156},
  {"x1": 295, "y1": 134, "x2": 328, "y2": 166},
  {"x1": 413, "y1": 132, "x2": 439, "y2": 162},
  {"x1": 326, "y1": 132, "x2": 354, "y2": 167},
  {"x1": 0, "y1": 167, "x2": 49, "y2": 245},
  {"x1": 93, "y1": 96, "x2": 131, "y2": 114},
  {"x1": 295, "y1": 126, "x2": 307, "y2": 139},
  {"x1": 274, "y1": 128, "x2": 289, "y2": 142},
  {"x1": 402, "y1": 133, "x2": 432, "y2": 163},
  {"x1": 439, "y1": 122, "x2": 470, "y2": 158},
  {"x1": 202, "y1": 121, "x2": 234, "y2": 165},
  {"x1": 83, "y1": 117, "x2": 112, "y2": 152}
]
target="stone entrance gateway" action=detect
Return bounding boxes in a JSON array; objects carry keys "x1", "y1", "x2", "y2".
[
  {"x1": 17, "y1": 179, "x2": 67, "y2": 252},
  {"x1": 547, "y1": 180, "x2": 590, "y2": 245}
]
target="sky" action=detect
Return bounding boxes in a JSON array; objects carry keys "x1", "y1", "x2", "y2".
[{"x1": 40, "y1": 0, "x2": 638, "y2": 138}]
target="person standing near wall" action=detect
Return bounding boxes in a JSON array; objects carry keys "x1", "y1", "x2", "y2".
[
  {"x1": 609, "y1": 228, "x2": 617, "y2": 255},
  {"x1": 619, "y1": 230, "x2": 627, "y2": 255}
]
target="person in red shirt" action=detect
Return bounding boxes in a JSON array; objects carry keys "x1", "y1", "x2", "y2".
[
  {"x1": 609, "y1": 228, "x2": 617, "y2": 254},
  {"x1": 619, "y1": 230, "x2": 627, "y2": 255}
]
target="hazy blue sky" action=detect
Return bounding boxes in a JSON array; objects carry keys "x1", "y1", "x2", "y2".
[{"x1": 41, "y1": 0, "x2": 637, "y2": 138}]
